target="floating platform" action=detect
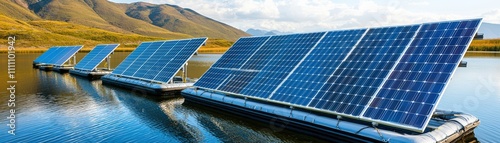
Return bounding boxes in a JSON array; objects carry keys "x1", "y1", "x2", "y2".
[
  {"x1": 70, "y1": 68, "x2": 113, "y2": 79},
  {"x1": 102, "y1": 75, "x2": 191, "y2": 96},
  {"x1": 101, "y1": 38, "x2": 206, "y2": 96},
  {"x1": 38, "y1": 64, "x2": 53, "y2": 71},
  {"x1": 53, "y1": 65, "x2": 74, "y2": 73},
  {"x1": 182, "y1": 88, "x2": 479, "y2": 142}
]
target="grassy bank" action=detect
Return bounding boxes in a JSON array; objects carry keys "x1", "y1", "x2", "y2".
[
  {"x1": 2, "y1": 38, "x2": 498, "y2": 54},
  {"x1": 0, "y1": 39, "x2": 232, "y2": 54},
  {"x1": 469, "y1": 39, "x2": 500, "y2": 51}
]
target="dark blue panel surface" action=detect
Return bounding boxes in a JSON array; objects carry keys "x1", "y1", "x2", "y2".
[
  {"x1": 122, "y1": 42, "x2": 164, "y2": 77},
  {"x1": 239, "y1": 32, "x2": 326, "y2": 98},
  {"x1": 154, "y1": 38, "x2": 206, "y2": 82},
  {"x1": 39, "y1": 46, "x2": 83, "y2": 65},
  {"x1": 139, "y1": 41, "x2": 178, "y2": 79},
  {"x1": 194, "y1": 68, "x2": 232, "y2": 89},
  {"x1": 211, "y1": 37, "x2": 270, "y2": 69},
  {"x1": 308, "y1": 25, "x2": 420, "y2": 116},
  {"x1": 112, "y1": 38, "x2": 206, "y2": 83},
  {"x1": 112, "y1": 42, "x2": 151, "y2": 75},
  {"x1": 271, "y1": 29, "x2": 366, "y2": 105},
  {"x1": 34, "y1": 47, "x2": 58, "y2": 63},
  {"x1": 53, "y1": 46, "x2": 83, "y2": 65},
  {"x1": 75, "y1": 44, "x2": 119, "y2": 71},
  {"x1": 192, "y1": 19, "x2": 482, "y2": 132},
  {"x1": 363, "y1": 19, "x2": 481, "y2": 129},
  {"x1": 194, "y1": 36, "x2": 271, "y2": 89}
]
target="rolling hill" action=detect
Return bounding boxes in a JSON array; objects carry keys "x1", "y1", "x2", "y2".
[
  {"x1": 0, "y1": 0, "x2": 247, "y2": 53},
  {"x1": 0, "y1": 0, "x2": 248, "y2": 41},
  {"x1": 125, "y1": 2, "x2": 249, "y2": 41}
]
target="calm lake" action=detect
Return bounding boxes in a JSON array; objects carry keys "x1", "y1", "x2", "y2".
[{"x1": 0, "y1": 52, "x2": 499, "y2": 142}]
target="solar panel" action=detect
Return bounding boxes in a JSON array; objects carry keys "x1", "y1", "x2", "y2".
[
  {"x1": 193, "y1": 19, "x2": 482, "y2": 132},
  {"x1": 308, "y1": 25, "x2": 420, "y2": 116},
  {"x1": 110, "y1": 37, "x2": 207, "y2": 83},
  {"x1": 34, "y1": 46, "x2": 83, "y2": 65},
  {"x1": 34, "y1": 47, "x2": 58, "y2": 63},
  {"x1": 74, "y1": 44, "x2": 119, "y2": 71},
  {"x1": 361, "y1": 19, "x2": 482, "y2": 130}
]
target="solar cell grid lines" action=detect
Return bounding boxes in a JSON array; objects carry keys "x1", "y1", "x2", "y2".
[
  {"x1": 74, "y1": 44, "x2": 119, "y2": 71},
  {"x1": 34, "y1": 46, "x2": 83, "y2": 65},
  {"x1": 362, "y1": 19, "x2": 482, "y2": 129},
  {"x1": 193, "y1": 19, "x2": 482, "y2": 132},
  {"x1": 34, "y1": 47, "x2": 57, "y2": 63},
  {"x1": 110, "y1": 37, "x2": 207, "y2": 83}
]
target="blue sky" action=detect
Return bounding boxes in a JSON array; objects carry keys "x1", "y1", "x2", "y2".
[{"x1": 110, "y1": 0, "x2": 500, "y2": 32}]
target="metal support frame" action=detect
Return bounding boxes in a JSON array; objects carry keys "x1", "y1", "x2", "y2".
[
  {"x1": 183, "y1": 63, "x2": 188, "y2": 83},
  {"x1": 106, "y1": 55, "x2": 111, "y2": 70}
]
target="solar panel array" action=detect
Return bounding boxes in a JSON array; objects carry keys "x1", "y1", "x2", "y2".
[
  {"x1": 194, "y1": 19, "x2": 482, "y2": 132},
  {"x1": 34, "y1": 46, "x2": 83, "y2": 65},
  {"x1": 74, "y1": 44, "x2": 119, "y2": 71},
  {"x1": 110, "y1": 38, "x2": 207, "y2": 83}
]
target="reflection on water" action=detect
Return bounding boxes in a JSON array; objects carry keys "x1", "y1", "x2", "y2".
[
  {"x1": 0, "y1": 53, "x2": 319, "y2": 142},
  {"x1": 0, "y1": 52, "x2": 498, "y2": 142}
]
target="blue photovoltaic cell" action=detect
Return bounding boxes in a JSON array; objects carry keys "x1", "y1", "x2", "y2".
[
  {"x1": 112, "y1": 42, "x2": 151, "y2": 75},
  {"x1": 34, "y1": 48, "x2": 58, "y2": 63},
  {"x1": 74, "y1": 44, "x2": 119, "y2": 71},
  {"x1": 36, "y1": 46, "x2": 83, "y2": 65},
  {"x1": 218, "y1": 70, "x2": 259, "y2": 93},
  {"x1": 194, "y1": 19, "x2": 482, "y2": 132},
  {"x1": 122, "y1": 42, "x2": 164, "y2": 77},
  {"x1": 53, "y1": 46, "x2": 83, "y2": 65},
  {"x1": 309, "y1": 25, "x2": 419, "y2": 116},
  {"x1": 212, "y1": 37, "x2": 270, "y2": 69},
  {"x1": 194, "y1": 68, "x2": 232, "y2": 89},
  {"x1": 136, "y1": 41, "x2": 179, "y2": 79},
  {"x1": 239, "y1": 32, "x2": 326, "y2": 98},
  {"x1": 154, "y1": 38, "x2": 206, "y2": 82},
  {"x1": 36, "y1": 47, "x2": 65, "y2": 64},
  {"x1": 270, "y1": 29, "x2": 367, "y2": 106},
  {"x1": 362, "y1": 19, "x2": 481, "y2": 130},
  {"x1": 111, "y1": 38, "x2": 206, "y2": 83},
  {"x1": 194, "y1": 36, "x2": 269, "y2": 89}
]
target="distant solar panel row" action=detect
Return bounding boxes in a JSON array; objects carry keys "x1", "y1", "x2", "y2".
[
  {"x1": 34, "y1": 46, "x2": 83, "y2": 65},
  {"x1": 74, "y1": 44, "x2": 119, "y2": 71},
  {"x1": 111, "y1": 38, "x2": 207, "y2": 83},
  {"x1": 194, "y1": 19, "x2": 482, "y2": 132}
]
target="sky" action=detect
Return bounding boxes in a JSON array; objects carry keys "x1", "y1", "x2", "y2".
[{"x1": 110, "y1": 0, "x2": 500, "y2": 33}]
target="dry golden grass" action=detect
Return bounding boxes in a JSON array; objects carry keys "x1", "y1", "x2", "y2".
[{"x1": 469, "y1": 39, "x2": 500, "y2": 51}]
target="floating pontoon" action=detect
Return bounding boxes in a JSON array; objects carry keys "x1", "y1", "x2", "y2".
[
  {"x1": 33, "y1": 45, "x2": 83, "y2": 72},
  {"x1": 182, "y1": 19, "x2": 482, "y2": 142},
  {"x1": 69, "y1": 44, "x2": 119, "y2": 79},
  {"x1": 102, "y1": 38, "x2": 207, "y2": 95}
]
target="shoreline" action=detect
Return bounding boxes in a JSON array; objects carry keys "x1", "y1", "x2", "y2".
[
  {"x1": 1, "y1": 49, "x2": 496, "y2": 54},
  {"x1": 0, "y1": 48, "x2": 227, "y2": 54}
]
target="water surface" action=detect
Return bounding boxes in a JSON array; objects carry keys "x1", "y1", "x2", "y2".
[{"x1": 0, "y1": 52, "x2": 499, "y2": 142}]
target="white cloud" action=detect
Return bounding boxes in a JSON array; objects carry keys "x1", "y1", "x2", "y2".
[
  {"x1": 482, "y1": 9, "x2": 500, "y2": 23},
  {"x1": 112, "y1": 0, "x2": 500, "y2": 33}
]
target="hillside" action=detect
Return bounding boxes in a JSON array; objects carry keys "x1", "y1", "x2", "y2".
[
  {"x1": 0, "y1": 0, "x2": 248, "y2": 40},
  {"x1": 0, "y1": 14, "x2": 233, "y2": 53},
  {"x1": 0, "y1": 14, "x2": 162, "y2": 49}
]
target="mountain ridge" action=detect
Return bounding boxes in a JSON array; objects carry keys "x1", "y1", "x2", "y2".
[{"x1": 0, "y1": 0, "x2": 248, "y2": 41}]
